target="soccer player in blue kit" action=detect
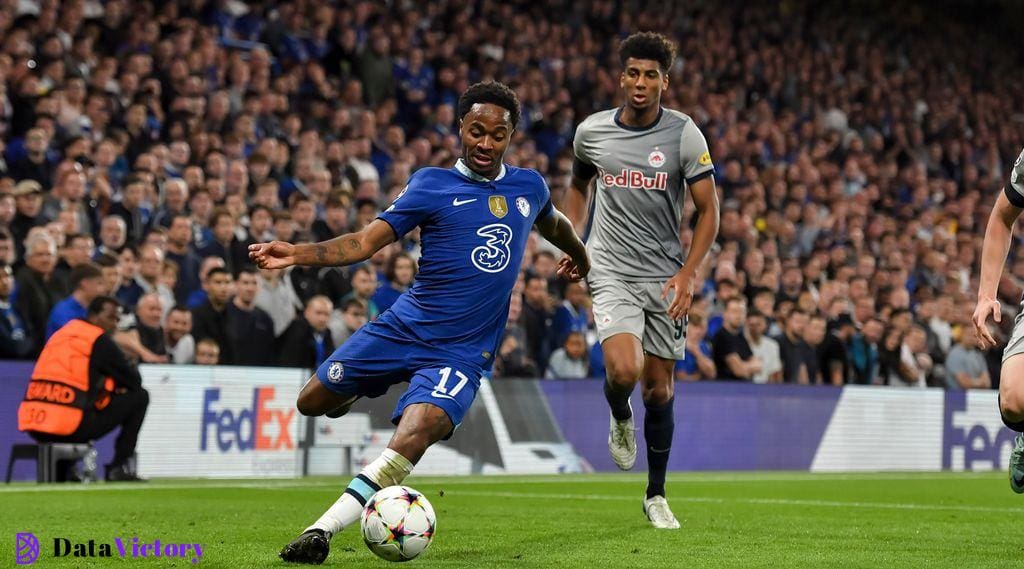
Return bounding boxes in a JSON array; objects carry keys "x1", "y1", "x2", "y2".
[{"x1": 250, "y1": 82, "x2": 589, "y2": 564}]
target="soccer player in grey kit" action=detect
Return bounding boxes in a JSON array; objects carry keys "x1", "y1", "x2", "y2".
[{"x1": 563, "y1": 32, "x2": 720, "y2": 529}]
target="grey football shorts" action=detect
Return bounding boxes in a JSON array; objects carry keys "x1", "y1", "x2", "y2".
[
  {"x1": 589, "y1": 278, "x2": 686, "y2": 360},
  {"x1": 1003, "y1": 300, "x2": 1024, "y2": 363}
]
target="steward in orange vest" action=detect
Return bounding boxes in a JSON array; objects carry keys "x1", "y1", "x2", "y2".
[{"x1": 18, "y1": 296, "x2": 150, "y2": 482}]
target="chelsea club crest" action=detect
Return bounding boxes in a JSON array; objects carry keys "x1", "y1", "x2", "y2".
[
  {"x1": 516, "y1": 196, "x2": 530, "y2": 217},
  {"x1": 327, "y1": 362, "x2": 344, "y2": 382}
]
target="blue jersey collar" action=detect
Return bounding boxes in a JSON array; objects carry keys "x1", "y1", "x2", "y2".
[{"x1": 455, "y1": 158, "x2": 506, "y2": 182}]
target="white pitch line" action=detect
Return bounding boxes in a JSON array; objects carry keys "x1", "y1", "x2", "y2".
[
  {"x1": 0, "y1": 471, "x2": 1003, "y2": 494},
  {"x1": 444, "y1": 490, "x2": 1024, "y2": 514}
]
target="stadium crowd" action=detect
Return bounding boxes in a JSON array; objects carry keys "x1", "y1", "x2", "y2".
[{"x1": 0, "y1": 0, "x2": 1020, "y2": 391}]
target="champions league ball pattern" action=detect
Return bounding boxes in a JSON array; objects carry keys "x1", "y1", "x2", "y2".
[{"x1": 361, "y1": 486, "x2": 437, "y2": 562}]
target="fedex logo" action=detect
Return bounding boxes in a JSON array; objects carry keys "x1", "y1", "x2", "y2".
[
  {"x1": 201, "y1": 387, "x2": 296, "y2": 452},
  {"x1": 943, "y1": 391, "x2": 1015, "y2": 471},
  {"x1": 600, "y1": 169, "x2": 668, "y2": 191}
]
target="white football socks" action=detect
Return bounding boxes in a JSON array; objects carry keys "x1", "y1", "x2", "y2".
[{"x1": 307, "y1": 448, "x2": 414, "y2": 537}]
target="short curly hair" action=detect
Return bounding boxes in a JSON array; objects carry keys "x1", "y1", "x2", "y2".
[
  {"x1": 457, "y1": 81, "x2": 521, "y2": 129},
  {"x1": 619, "y1": 31, "x2": 676, "y2": 73}
]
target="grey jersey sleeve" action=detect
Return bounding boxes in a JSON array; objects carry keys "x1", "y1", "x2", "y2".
[
  {"x1": 679, "y1": 119, "x2": 714, "y2": 184},
  {"x1": 573, "y1": 122, "x2": 593, "y2": 164},
  {"x1": 1006, "y1": 148, "x2": 1024, "y2": 208}
]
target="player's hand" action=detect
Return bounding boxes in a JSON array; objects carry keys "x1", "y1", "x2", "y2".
[
  {"x1": 249, "y1": 241, "x2": 297, "y2": 270},
  {"x1": 972, "y1": 298, "x2": 1001, "y2": 349},
  {"x1": 662, "y1": 268, "x2": 695, "y2": 321},
  {"x1": 556, "y1": 254, "x2": 589, "y2": 282}
]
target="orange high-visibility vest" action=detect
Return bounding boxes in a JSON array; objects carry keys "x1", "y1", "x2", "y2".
[{"x1": 18, "y1": 319, "x2": 115, "y2": 435}]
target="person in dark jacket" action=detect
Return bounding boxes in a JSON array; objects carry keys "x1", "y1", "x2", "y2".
[
  {"x1": 0, "y1": 262, "x2": 33, "y2": 358},
  {"x1": 278, "y1": 295, "x2": 335, "y2": 369}
]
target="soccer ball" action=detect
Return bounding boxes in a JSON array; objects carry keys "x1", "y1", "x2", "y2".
[{"x1": 361, "y1": 485, "x2": 436, "y2": 562}]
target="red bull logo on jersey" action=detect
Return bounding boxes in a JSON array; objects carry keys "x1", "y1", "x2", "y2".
[
  {"x1": 201, "y1": 387, "x2": 295, "y2": 452},
  {"x1": 599, "y1": 168, "x2": 668, "y2": 191}
]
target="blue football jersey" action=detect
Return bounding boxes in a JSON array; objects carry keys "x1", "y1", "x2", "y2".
[{"x1": 375, "y1": 160, "x2": 555, "y2": 369}]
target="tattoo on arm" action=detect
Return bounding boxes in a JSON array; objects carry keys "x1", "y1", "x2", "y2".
[{"x1": 315, "y1": 244, "x2": 327, "y2": 264}]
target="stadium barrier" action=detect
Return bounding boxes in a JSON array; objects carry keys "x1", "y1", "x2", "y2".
[{"x1": 0, "y1": 362, "x2": 1013, "y2": 480}]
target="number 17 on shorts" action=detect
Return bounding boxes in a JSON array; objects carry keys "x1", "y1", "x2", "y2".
[{"x1": 395, "y1": 365, "x2": 482, "y2": 430}]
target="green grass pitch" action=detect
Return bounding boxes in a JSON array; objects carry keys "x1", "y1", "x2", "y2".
[{"x1": 2, "y1": 471, "x2": 1021, "y2": 568}]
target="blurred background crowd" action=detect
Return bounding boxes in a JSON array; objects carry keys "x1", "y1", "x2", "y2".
[{"x1": 0, "y1": 0, "x2": 1021, "y2": 391}]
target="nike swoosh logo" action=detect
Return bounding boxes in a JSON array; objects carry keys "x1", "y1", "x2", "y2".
[{"x1": 452, "y1": 198, "x2": 477, "y2": 206}]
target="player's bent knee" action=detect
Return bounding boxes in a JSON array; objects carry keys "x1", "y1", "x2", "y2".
[
  {"x1": 642, "y1": 383, "x2": 673, "y2": 406},
  {"x1": 1001, "y1": 387, "x2": 1024, "y2": 421},
  {"x1": 606, "y1": 361, "x2": 643, "y2": 384}
]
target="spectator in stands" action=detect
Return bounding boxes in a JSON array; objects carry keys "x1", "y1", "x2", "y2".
[
  {"x1": 136, "y1": 244, "x2": 175, "y2": 317},
  {"x1": 341, "y1": 264, "x2": 379, "y2": 320},
  {"x1": 151, "y1": 179, "x2": 189, "y2": 230},
  {"x1": 191, "y1": 267, "x2": 235, "y2": 365},
  {"x1": 521, "y1": 274, "x2": 557, "y2": 375},
  {"x1": 675, "y1": 313, "x2": 716, "y2": 381},
  {"x1": 108, "y1": 174, "x2": 148, "y2": 246},
  {"x1": 228, "y1": 267, "x2": 276, "y2": 366},
  {"x1": 52, "y1": 232, "x2": 95, "y2": 293},
  {"x1": 779, "y1": 310, "x2": 816, "y2": 384},
  {"x1": 278, "y1": 295, "x2": 335, "y2": 369},
  {"x1": 46, "y1": 262, "x2": 105, "y2": 339},
  {"x1": 850, "y1": 318, "x2": 885, "y2": 385},
  {"x1": 198, "y1": 207, "x2": 248, "y2": 276},
  {"x1": 164, "y1": 305, "x2": 195, "y2": 365},
  {"x1": 945, "y1": 325, "x2": 992, "y2": 390},
  {"x1": 188, "y1": 256, "x2": 228, "y2": 309},
  {"x1": 164, "y1": 214, "x2": 201, "y2": 304},
  {"x1": 10, "y1": 181, "x2": 45, "y2": 252},
  {"x1": 115, "y1": 246, "x2": 145, "y2": 309},
  {"x1": 545, "y1": 331, "x2": 589, "y2": 379},
  {"x1": 255, "y1": 266, "x2": 304, "y2": 337},
  {"x1": 745, "y1": 310, "x2": 782, "y2": 384},
  {"x1": 0, "y1": 261, "x2": 32, "y2": 358},
  {"x1": 131, "y1": 293, "x2": 166, "y2": 357},
  {"x1": 11, "y1": 129, "x2": 55, "y2": 188},
  {"x1": 803, "y1": 313, "x2": 828, "y2": 384},
  {"x1": 820, "y1": 314, "x2": 856, "y2": 386},
  {"x1": 492, "y1": 291, "x2": 538, "y2": 378},
  {"x1": 95, "y1": 215, "x2": 127, "y2": 259},
  {"x1": 554, "y1": 281, "x2": 590, "y2": 346},
  {"x1": 312, "y1": 195, "x2": 351, "y2": 242},
  {"x1": 373, "y1": 252, "x2": 416, "y2": 314},
  {"x1": 329, "y1": 297, "x2": 369, "y2": 347},
  {"x1": 712, "y1": 297, "x2": 760, "y2": 381},
  {"x1": 194, "y1": 338, "x2": 221, "y2": 366},
  {"x1": 15, "y1": 232, "x2": 62, "y2": 355}
]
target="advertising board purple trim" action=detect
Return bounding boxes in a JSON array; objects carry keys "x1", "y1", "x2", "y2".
[{"x1": 540, "y1": 381, "x2": 842, "y2": 471}]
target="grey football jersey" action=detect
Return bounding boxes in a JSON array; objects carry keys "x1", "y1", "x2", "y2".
[
  {"x1": 1006, "y1": 147, "x2": 1024, "y2": 207},
  {"x1": 574, "y1": 107, "x2": 714, "y2": 281}
]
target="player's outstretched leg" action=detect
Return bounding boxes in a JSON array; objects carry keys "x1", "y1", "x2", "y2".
[
  {"x1": 281, "y1": 402, "x2": 451, "y2": 564},
  {"x1": 640, "y1": 355, "x2": 679, "y2": 529},
  {"x1": 1000, "y1": 356, "x2": 1024, "y2": 493},
  {"x1": 603, "y1": 335, "x2": 644, "y2": 470}
]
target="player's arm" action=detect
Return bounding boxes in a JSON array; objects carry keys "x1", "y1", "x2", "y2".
[
  {"x1": 535, "y1": 207, "x2": 590, "y2": 281},
  {"x1": 249, "y1": 219, "x2": 396, "y2": 269},
  {"x1": 973, "y1": 190, "x2": 1023, "y2": 348},
  {"x1": 563, "y1": 158, "x2": 597, "y2": 234},
  {"x1": 662, "y1": 176, "x2": 719, "y2": 320}
]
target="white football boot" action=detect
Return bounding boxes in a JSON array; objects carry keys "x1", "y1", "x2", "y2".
[
  {"x1": 643, "y1": 495, "x2": 680, "y2": 530},
  {"x1": 608, "y1": 400, "x2": 637, "y2": 470}
]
